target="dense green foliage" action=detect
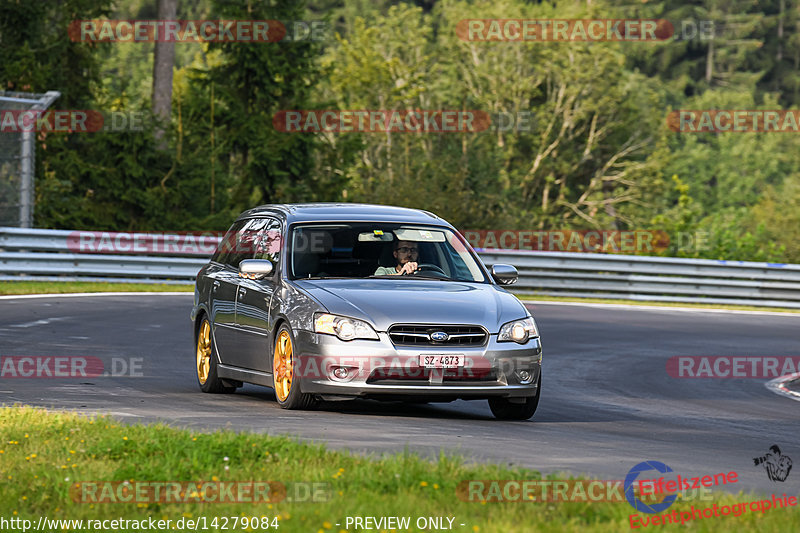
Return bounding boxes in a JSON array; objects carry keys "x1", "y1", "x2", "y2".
[{"x1": 1, "y1": 0, "x2": 798, "y2": 261}]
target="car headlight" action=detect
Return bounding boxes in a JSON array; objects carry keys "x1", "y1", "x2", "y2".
[
  {"x1": 314, "y1": 313, "x2": 379, "y2": 341},
  {"x1": 498, "y1": 316, "x2": 538, "y2": 344}
]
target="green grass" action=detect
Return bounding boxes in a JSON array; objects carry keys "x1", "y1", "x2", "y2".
[
  {"x1": 516, "y1": 294, "x2": 800, "y2": 314},
  {"x1": 0, "y1": 407, "x2": 796, "y2": 532},
  {"x1": 0, "y1": 281, "x2": 193, "y2": 295}
]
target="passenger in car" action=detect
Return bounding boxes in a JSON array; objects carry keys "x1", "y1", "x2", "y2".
[{"x1": 374, "y1": 240, "x2": 419, "y2": 275}]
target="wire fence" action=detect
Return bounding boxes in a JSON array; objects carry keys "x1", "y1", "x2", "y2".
[{"x1": 0, "y1": 91, "x2": 60, "y2": 227}]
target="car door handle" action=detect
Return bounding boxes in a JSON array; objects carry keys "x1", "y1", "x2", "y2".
[
  {"x1": 212, "y1": 280, "x2": 220, "y2": 292},
  {"x1": 238, "y1": 287, "x2": 246, "y2": 297}
]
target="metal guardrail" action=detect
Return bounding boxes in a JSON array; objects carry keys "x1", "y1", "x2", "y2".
[
  {"x1": 766, "y1": 372, "x2": 800, "y2": 401},
  {"x1": 479, "y1": 250, "x2": 800, "y2": 309},
  {"x1": 2, "y1": 227, "x2": 800, "y2": 308},
  {"x1": 0, "y1": 227, "x2": 211, "y2": 282}
]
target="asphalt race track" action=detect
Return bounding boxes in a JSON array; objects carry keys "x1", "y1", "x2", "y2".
[{"x1": 1, "y1": 293, "x2": 798, "y2": 496}]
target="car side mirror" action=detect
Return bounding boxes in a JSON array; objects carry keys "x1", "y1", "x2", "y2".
[
  {"x1": 239, "y1": 259, "x2": 274, "y2": 280},
  {"x1": 491, "y1": 264, "x2": 518, "y2": 285}
]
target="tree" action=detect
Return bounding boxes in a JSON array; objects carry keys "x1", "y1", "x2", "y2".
[
  {"x1": 198, "y1": 0, "x2": 324, "y2": 210},
  {"x1": 152, "y1": 0, "x2": 178, "y2": 147},
  {"x1": 0, "y1": 0, "x2": 112, "y2": 107}
]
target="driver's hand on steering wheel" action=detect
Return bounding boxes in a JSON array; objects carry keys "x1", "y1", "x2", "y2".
[{"x1": 398, "y1": 262, "x2": 418, "y2": 275}]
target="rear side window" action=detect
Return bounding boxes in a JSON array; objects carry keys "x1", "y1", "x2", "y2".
[
  {"x1": 211, "y1": 220, "x2": 248, "y2": 266},
  {"x1": 212, "y1": 218, "x2": 282, "y2": 270}
]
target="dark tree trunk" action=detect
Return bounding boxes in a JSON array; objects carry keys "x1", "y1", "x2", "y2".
[{"x1": 152, "y1": 0, "x2": 177, "y2": 148}]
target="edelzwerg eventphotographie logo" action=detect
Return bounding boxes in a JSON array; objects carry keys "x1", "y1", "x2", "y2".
[{"x1": 625, "y1": 461, "x2": 678, "y2": 514}]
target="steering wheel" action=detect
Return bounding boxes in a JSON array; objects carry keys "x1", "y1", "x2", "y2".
[{"x1": 411, "y1": 263, "x2": 447, "y2": 276}]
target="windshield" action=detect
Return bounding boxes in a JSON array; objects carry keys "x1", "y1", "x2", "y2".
[{"x1": 288, "y1": 223, "x2": 486, "y2": 282}]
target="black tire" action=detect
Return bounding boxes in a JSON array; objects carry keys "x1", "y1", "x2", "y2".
[
  {"x1": 272, "y1": 323, "x2": 317, "y2": 410},
  {"x1": 488, "y1": 373, "x2": 541, "y2": 420},
  {"x1": 196, "y1": 316, "x2": 236, "y2": 394}
]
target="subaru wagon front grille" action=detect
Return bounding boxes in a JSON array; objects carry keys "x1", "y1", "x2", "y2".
[{"x1": 388, "y1": 324, "x2": 488, "y2": 346}]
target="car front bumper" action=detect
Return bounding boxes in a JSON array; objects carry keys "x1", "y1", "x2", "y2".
[{"x1": 292, "y1": 330, "x2": 542, "y2": 400}]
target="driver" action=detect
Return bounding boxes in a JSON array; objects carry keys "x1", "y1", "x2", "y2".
[{"x1": 374, "y1": 240, "x2": 418, "y2": 275}]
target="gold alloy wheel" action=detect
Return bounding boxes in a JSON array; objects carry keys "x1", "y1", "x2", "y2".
[
  {"x1": 196, "y1": 320, "x2": 211, "y2": 385},
  {"x1": 273, "y1": 330, "x2": 293, "y2": 402}
]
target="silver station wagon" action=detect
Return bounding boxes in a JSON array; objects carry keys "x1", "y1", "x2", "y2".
[{"x1": 191, "y1": 203, "x2": 542, "y2": 420}]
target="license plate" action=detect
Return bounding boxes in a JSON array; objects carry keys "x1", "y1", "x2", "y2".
[{"x1": 419, "y1": 354, "x2": 464, "y2": 368}]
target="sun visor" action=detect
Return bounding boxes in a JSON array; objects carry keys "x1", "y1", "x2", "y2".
[{"x1": 393, "y1": 228, "x2": 446, "y2": 242}]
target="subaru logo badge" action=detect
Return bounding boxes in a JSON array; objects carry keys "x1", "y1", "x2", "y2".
[{"x1": 430, "y1": 331, "x2": 449, "y2": 342}]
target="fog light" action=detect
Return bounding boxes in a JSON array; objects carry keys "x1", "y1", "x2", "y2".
[
  {"x1": 332, "y1": 367, "x2": 349, "y2": 379},
  {"x1": 518, "y1": 370, "x2": 532, "y2": 383}
]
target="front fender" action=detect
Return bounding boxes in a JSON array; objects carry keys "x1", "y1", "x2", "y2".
[{"x1": 272, "y1": 281, "x2": 327, "y2": 335}]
